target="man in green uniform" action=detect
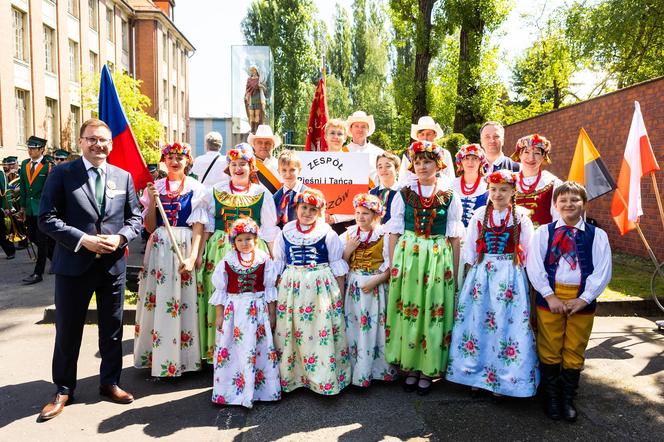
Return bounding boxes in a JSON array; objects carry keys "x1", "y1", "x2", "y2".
[
  {"x1": 53, "y1": 149, "x2": 70, "y2": 164},
  {"x1": 19, "y1": 136, "x2": 52, "y2": 283},
  {"x1": 0, "y1": 158, "x2": 16, "y2": 259}
]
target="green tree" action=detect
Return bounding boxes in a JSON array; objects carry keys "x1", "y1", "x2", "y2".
[
  {"x1": 81, "y1": 71, "x2": 163, "y2": 163},
  {"x1": 327, "y1": 4, "x2": 353, "y2": 87},
  {"x1": 243, "y1": 0, "x2": 319, "y2": 141},
  {"x1": 565, "y1": 0, "x2": 664, "y2": 89}
]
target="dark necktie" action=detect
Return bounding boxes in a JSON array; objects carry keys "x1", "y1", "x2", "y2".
[
  {"x1": 30, "y1": 161, "x2": 37, "y2": 174},
  {"x1": 92, "y1": 167, "x2": 104, "y2": 211}
]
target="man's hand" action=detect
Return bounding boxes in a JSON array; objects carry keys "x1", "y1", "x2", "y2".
[
  {"x1": 97, "y1": 234, "x2": 125, "y2": 253},
  {"x1": 564, "y1": 298, "x2": 588, "y2": 316},
  {"x1": 545, "y1": 294, "x2": 568, "y2": 315}
]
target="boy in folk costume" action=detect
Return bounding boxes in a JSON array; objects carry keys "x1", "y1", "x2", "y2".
[
  {"x1": 273, "y1": 149, "x2": 308, "y2": 229},
  {"x1": 527, "y1": 182, "x2": 611, "y2": 422}
]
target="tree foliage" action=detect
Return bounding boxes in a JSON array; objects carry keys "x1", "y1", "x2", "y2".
[
  {"x1": 565, "y1": 0, "x2": 664, "y2": 89},
  {"x1": 81, "y1": 71, "x2": 163, "y2": 164}
]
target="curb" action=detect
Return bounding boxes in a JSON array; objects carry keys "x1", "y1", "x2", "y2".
[{"x1": 40, "y1": 299, "x2": 663, "y2": 325}]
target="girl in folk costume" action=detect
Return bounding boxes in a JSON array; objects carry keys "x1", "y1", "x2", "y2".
[
  {"x1": 134, "y1": 142, "x2": 207, "y2": 377},
  {"x1": 273, "y1": 189, "x2": 351, "y2": 395},
  {"x1": 446, "y1": 170, "x2": 539, "y2": 399},
  {"x1": 196, "y1": 143, "x2": 279, "y2": 363},
  {"x1": 369, "y1": 151, "x2": 401, "y2": 225},
  {"x1": 209, "y1": 217, "x2": 281, "y2": 408},
  {"x1": 453, "y1": 144, "x2": 489, "y2": 228},
  {"x1": 340, "y1": 194, "x2": 398, "y2": 387},
  {"x1": 512, "y1": 134, "x2": 562, "y2": 228},
  {"x1": 385, "y1": 141, "x2": 464, "y2": 395}
]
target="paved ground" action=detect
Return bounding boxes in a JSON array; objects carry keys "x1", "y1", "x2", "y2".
[{"x1": 1, "y1": 248, "x2": 663, "y2": 441}]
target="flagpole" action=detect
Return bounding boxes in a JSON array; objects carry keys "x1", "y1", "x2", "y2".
[
  {"x1": 614, "y1": 188, "x2": 664, "y2": 281},
  {"x1": 154, "y1": 197, "x2": 185, "y2": 265},
  {"x1": 649, "y1": 173, "x2": 664, "y2": 231}
]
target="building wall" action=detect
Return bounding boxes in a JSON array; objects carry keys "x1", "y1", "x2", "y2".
[
  {"x1": 1, "y1": 0, "x2": 191, "y2": 162},
  {"x1": 504, "y1": 77, "x2": 664, "y2": 260},
  {"x1": 189, "y1": 117, "x2": 245, "y2": 157}
]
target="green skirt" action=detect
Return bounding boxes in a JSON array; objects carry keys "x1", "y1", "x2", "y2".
[
  {"x1": 196, "y1": 229, "x2": 268, "y2": 363},
  {"x1": 385, "y1": 230, "x2": 456, "y2": 376}
]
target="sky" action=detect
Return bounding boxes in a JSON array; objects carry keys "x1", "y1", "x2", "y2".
[{"x1": 175, "y1": 0, "x2": 572, "y2": 118}]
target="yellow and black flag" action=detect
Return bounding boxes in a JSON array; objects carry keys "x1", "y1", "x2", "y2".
[{"x1": 568, "y1": 127, "x2": 616, "y2": 200}]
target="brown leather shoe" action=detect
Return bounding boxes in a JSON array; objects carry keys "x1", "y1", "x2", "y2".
[
  {"x1": 99, "y1": 384, "x2": 134, "y2": 404},
  {"x1": 38, "y1": 393, "x2": 70, "y2": 421}
]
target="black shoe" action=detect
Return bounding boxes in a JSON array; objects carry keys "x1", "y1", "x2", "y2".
[
  {"x1": 416, "y1": 378, "x2": 432, "y2": 396},
  {"x1": 22, "y1": 274, "x2": 43, "y2": 284},
  {"x1": 403, "y1": 375, "x2": 418, "y2": 393},
  {"x1": 560, "y1": 368, "x2": 581, "y2": 422},
  {"x1": 6, "y1": 254, "x2": 15, "y2": 260},
  {"x1": 540, "y1": 363, "x2": 562, "y2": 420}
]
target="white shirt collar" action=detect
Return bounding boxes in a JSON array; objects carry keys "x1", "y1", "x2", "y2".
[
  {"x1": 82, "y1": 156, "x2": 107, "y2": 174},
  {"x1": 283, "y1": 181, "x2": 303, "y2": 193},
  {"x1": 31, "y1": 155, "x2": 44, "y2": 163},
  {"x1": 554, "y1": 218, "x2": 585, "y2": 231},
  {"x1": 490, "y1": 152, "x2": 506, "y2": 165}
]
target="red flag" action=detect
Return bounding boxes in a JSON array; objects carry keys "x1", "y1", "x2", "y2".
[
  {"x1": 99, "y1": 65, "x2": 153, "y2": 190},
  {"x1": 305, "y1": 74, "x2": 329, "y2": 151},
  {"x1": 610, "y1": 101, "x2": 661, "y2": 235}
]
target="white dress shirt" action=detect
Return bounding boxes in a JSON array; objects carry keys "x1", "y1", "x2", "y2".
[
  {"x1": 190, "y1": 151, "x2": 228, "y2": 187},
  {"x1": 346, "y1": 140, "x2": 385, "y2": 186},
  {"x1": 74, "y1": 157, "x2": 108, "y2": 251},
  {"x1": 526, "y1": 219, "x2": 612, "y2": 304}
]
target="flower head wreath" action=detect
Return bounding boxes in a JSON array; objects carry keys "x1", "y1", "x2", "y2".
[
  {"x1": 407, "y1": 141, "x2": 446, "y2": 171},
  {"x1": 455, "y1": 143, "x2": 489, "y2": 175},
  {"x1": 512, "y1": 133, "x2": 552, "y2": 164},
  {"x1": 160, "y1": 142, "x2": 192, "y2": 162},
  {"x1": 352, "y1": 193, "x2": 386, "y2": 217},
  {"x1": 229, "y1": 216, "x2": 259, "y2": 243},
  {"x1": 485, "y1": 169, "x2": 518, "y2": 185},
  {"x1": 295, "y1": 191, "x2": 326, "y2": 209}
]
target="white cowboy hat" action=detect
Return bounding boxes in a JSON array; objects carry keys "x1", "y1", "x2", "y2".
[
  {"x1": 346, "y1": 111, "x2": 376, "y2": 137},
  {"x1": 411, "y1": 116, "x2": 444, "y2": 140},
  {"x1": 247, "y1": 124, "x2": 282, "y2": 148}
]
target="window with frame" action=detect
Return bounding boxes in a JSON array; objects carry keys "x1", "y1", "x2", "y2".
[
  {"x1": 46, "y1": 98, "x2": 59, "y2": 148},
  {"x1": 106, "y1": 7, "x2": 114, "y2": 42},
  {"x1": 70, "y1": 105, "x2": 81, "y2": 151},
  {"x1": 172, "y1": 85, "x2": 176, "y2": 114},
  {"x1": 121, "y1": 19, "x2": 129, "y2": 53},
  {"x1": 12, "y1": 8, "x2": 28, "y2": 62},
  {"x1": 172, "y1": 43, "x2": 177, "y2": 67},
  {"x1": 15, "y1": 89, "x2": 30, "y2": 146},
  {"x1": 68, "y1": 40, "x2": 80, "y2": 82},
  {"x1": 68, "y1": 0, "x2": 79, "y2": 18},
  {"x1": 162, "y1": 33, "x2": 168, "y2": 62},
  {"x1": 181, "y1": 91, "x2": 185, "y2": 116},
  {"x1": 44, "y1": 25, "x2": 56, "y2": 73},
  {"x1": 89, "y1": 51, "x2": 98, "y2": 74},
  {"x1": 162, "y1": 80, "x2": 168, "y2": 111},
  {"x1": 88, "y1": 0, "x2": 98, "y2": 31}
]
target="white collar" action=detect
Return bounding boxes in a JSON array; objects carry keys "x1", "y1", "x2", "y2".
[
  {"x1": 283, "y1": 181, "x2": 303, "y2": 193},
  {"x1": 31, "y1": 155, "x2": 44, "y2": 163},
  {"x1": 82, "y1": 156, "x2": 107, "y2": 174},
  {"x1": 490, "y1": 152, "x2": 506, "y2": 165},
  {"x1": 554, "y1": 218, "x2": 586, "y2": 231}
]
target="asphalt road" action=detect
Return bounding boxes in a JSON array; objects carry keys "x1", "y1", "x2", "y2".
[{"x1": 1, "y1": 247, "x2": 663, "y2": 441}]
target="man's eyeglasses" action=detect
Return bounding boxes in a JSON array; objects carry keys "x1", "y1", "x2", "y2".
[
  {"x1": 82, "y1": 137, "x2": 112, "y2": 146},
  {"x1": 54, "y1": 158, "x2": 67, "y2": 162}
]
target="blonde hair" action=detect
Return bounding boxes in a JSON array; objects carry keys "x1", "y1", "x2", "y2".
[
  {"x1": 323, "y1": 119, "x2": 348, "y2": 138},
  {"x1": 376, "y1": 151, "x2": 401, "y2": 170},
  {"x1": 277, "y1": 149, "x2": 302, "y2": 170}
]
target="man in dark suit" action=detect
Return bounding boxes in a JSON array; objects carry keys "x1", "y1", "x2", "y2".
[
  {"x1": 37, "y1": 119, "x2": 142, "y2": 421},
  {"x1": 19, "y1": 136, "x2": 52, "y2": 283}
]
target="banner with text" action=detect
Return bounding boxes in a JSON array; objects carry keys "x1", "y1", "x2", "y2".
[{"x1": 298, "y1": 151, "x2": 370, "y2": 215}]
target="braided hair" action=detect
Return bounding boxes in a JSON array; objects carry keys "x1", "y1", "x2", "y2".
[
  {"x1": 476, "y1": 199, "x2": 493, "y2": 265},
  {"x1": 477, "y1": 188, "x2": 521, "y2": 266}
]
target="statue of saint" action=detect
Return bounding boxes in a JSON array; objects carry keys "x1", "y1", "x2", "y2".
[{"x1": 244, "y1": 66, "x2": 267, "y2": 134}]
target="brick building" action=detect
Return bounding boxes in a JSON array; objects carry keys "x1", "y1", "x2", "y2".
[
  {"x1": 504, "y1": 76, "x2": 664, "y2": 260},
  {"x1": 0, "y1": 0, "x2": 192, "y2": 160}
]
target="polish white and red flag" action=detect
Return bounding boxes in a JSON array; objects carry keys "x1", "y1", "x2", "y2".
[{"x1": 610, "y1": 101, "x2": 660, "y2": 235}]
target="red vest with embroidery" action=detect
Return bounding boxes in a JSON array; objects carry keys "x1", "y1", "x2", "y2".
[
  {"x1": 225, "y1": 261, "x2": 265, "y2": 293},
  {"x1": 516, "y1": 182, "x2": 554, "y2": 227}
]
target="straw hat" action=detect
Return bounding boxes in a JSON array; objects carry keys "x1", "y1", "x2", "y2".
[
  {"x1": 410, "y1": 116, "x2": 444, "y2": 140},
  {"x1": 346, "y1": 111, "x2": 375, "y2": 137},
  {"x1": 247, "y1": 125, "x2": 282, "y2": 148}
]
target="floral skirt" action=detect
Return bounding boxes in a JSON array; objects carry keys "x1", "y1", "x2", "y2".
[
  {"x1": 446, "y1": 254, "x2": 539, "y2": 397},
  {"x1": 344, "y1": 270, "x2": 397, "y2": 386},
  {"x1": 197, "y1": 229, "x2": 267, "y2": 363},
  {"x1": 212, "y1": 292, "x2": 281, "y2": 408},
  {"x1": 274, "y1": 264, "x2": 350, "y2": 395},
  {"x1": 134, "y1": 226, "x2": 201, "y2": 376},
  {"x1": 385, "y1": 231, "x2": 455, "y2": 376}
]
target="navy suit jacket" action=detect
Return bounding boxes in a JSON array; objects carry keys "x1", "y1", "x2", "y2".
[{"x1": 38, "y1": 158, "x2": 142, "y2": 276}]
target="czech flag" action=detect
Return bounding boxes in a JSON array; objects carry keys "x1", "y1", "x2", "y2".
[
  {"x1": 304, "y1": 73, "x2": 329, "y2": 151},
  {"x1": 610, "y1": 101, "x2": 661, "y2": 235},
  {"x1": 99, "y1": 65, "x2": 153, "y2": 190},
  {"x1": 567, "y1": 127, "x2": 615, "y2": 200}
]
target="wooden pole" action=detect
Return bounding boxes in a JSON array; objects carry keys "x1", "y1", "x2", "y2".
[
  {"x1": 649, "y1": 172, "x2": 664, "y2": 232},
  {"x1": 154, "y1": 196, "x2": 185, "y2": 265}
]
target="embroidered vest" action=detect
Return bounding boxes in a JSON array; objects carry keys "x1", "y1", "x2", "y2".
[
  {"x1": 460, "y1": 191, "x2": 488, "y2": 227},
  {"x1": 539, "y1": 222, "x2": 596, "y2": 314},
  {"x1": 213, "y1": 190, "x2": 264, "y2": 232},
  {"x1": 349, "y1": 234, "x2": 385, "y2": 272},
  {"x1": 156, "y1": 190, "x2": 193, "y2": 228},
  {"x1": 401, "y1": 187, "x2": 453, "y2": 237},
  {"x1": 225, "y1": 261, "x2": 266, "y2": 293},
  {"x1": 478, "y1": 222, "x2": 516, "y2": 254},
  {"x1": 516, "y1": 182, "x2": 554, "y2": 228},
  {"x1": 370, "y1": 186, "x2": 397, "y2": 225},
  {"x1": 284, "y1": 235, "x2": 329, "y2": 266}
]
